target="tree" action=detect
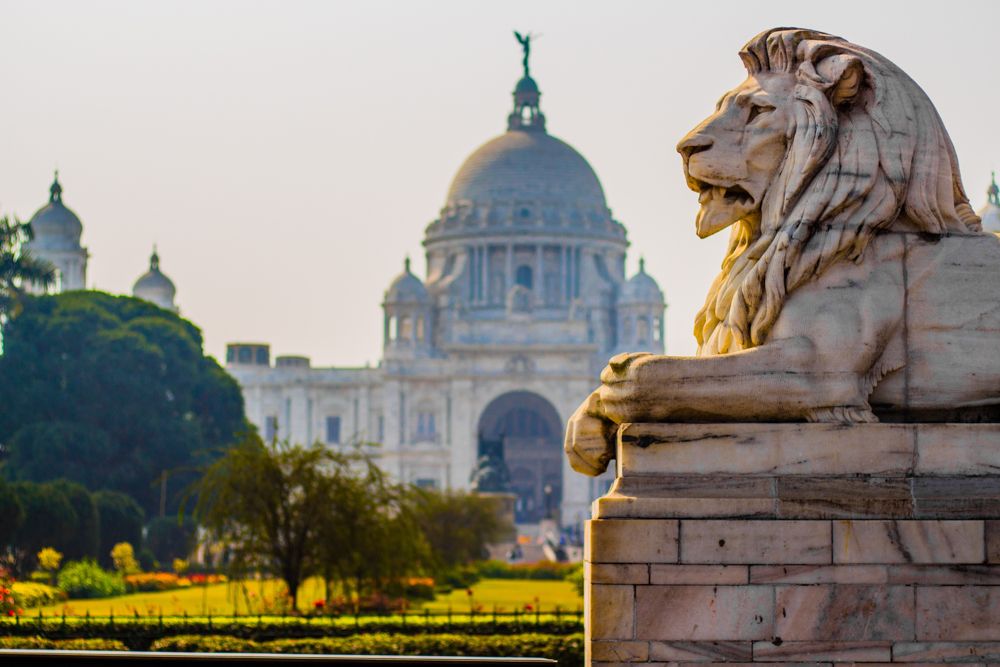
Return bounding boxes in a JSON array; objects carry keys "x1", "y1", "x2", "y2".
[
  {"x1": 49, "y1": 479, "x2": 100, "y2": 561},
  {"x1": 0, "y1": 479, "x2": 24, "y2": 551},
  {"x1": 192, "y1": 432, "x2": 338, "y2": 606},
  {"x1": 93, "y1": 490, "x2": 144, "y2": 569},
  {"x1": 145, "y1": 516, "x2": 196, "y2": 564},
  {"x1": 5, "y1": 422, "x2": 115, "y2": 490},
  {"x1": 0, "y1": 216, "x2": 54, "y2": 320},
  {"x1": 9, "y1": 481, "x2": 76, "y2": 573},
  {"x1": 0, "y1": 291, "x2": 246, "y2": 514},
  {"x1": 316, "y1": 461, "x2": 427, "y2": 606},
  {"x1": 410, "y1": 489, "x2": 503, "y2": 576}
]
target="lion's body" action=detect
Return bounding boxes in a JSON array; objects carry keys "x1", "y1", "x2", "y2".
[
  {"x1": 769, "y1": 227, "x2": 1000, "y2": 421},
  {"x1": 564, "y1": 27, "x2": 1000, "y2": 477}
]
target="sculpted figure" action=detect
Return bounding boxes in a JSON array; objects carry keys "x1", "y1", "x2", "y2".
[{"x1": 566, "y1": 27, "x2": 1000, "y2": 476}]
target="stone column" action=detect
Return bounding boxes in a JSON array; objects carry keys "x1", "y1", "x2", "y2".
[{"x1": 585, "y1": 422, "x2": 1000, "y2": 666}]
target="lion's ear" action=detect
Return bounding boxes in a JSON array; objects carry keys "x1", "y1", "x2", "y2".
[{"x1": 816, "y1": 54, "x2": 864, "y2": 107}]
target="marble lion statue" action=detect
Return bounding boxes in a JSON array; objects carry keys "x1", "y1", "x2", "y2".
[{"x1": 566, "y1": 27, "x2": 1000, "y2": 476}]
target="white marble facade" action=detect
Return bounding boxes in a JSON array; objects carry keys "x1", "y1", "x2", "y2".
[{"x1": 227, "y1": 62, "x2": 666, "y2": 531}]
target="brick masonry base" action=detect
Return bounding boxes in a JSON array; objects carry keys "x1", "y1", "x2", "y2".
[{"x1": 583, "y1": 423, "x2": 1000, "y2": 667}]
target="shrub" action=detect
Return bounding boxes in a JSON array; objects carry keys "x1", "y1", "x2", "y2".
[
  {"x1": 124, "y1": 572, "x2": 179, "y2": 593},
  {"x1": 150, "y1": 633, "x2": 584, "y2": 667},
  {"x1": 0, "y1": 637, "x2": 127, "y2": 650},
  {"x1": 36, "y1": 548, "x2": 63, "y2": 573},
  {"x1": 57, "y1": 560, "x2": 126, "y2": 599},
  {"x1": 10, "y1": 582, "x2": 66, "y2": 609},
  {"x1": 110, "y1": 542, "x2": 139, "y2": 575},
  {"x1": 475, "y1": 560, "x2": 578, "y2": 581}
]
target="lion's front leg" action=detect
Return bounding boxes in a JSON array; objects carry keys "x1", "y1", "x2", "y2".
[
  {"x1": 563, "y1": 353, "x2": 656, "y2": 477},
  {"x1": 564, "y1": 390, "x2": 618, "y2": 476}
]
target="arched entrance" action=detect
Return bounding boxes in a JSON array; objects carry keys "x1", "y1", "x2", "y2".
[{"x1": 477, "y1": 391, "x2": 563, "y2": 524}]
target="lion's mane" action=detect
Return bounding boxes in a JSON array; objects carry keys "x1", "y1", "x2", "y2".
[{"x1": 696, "y1": 28, "x2": 981, "y2": 356}]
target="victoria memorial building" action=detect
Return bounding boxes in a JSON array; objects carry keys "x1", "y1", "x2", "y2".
[{"x1": 226, "y1": 55, "x2": 667, "y2": 530}]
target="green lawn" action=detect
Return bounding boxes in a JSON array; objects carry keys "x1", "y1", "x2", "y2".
[{"x1": 34, "y1": 578, "x2": 580, "y2": 617}]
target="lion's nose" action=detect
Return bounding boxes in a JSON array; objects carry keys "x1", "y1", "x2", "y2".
[{"x1": 677, "y1": 133, "x2": 714, "y2": 160}]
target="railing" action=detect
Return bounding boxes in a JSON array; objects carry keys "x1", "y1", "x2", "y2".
[
  {"x1": 0, "y1": 607, "x2": 583, "y2": 631},
  {"x1": 0, "y1": 650, "x2": 557, "y2": 666}
]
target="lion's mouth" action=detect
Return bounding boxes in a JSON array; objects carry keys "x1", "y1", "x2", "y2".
[
  {"x1": 696, "y1": 182, "x2": 754, "y2": 207},
  {"x1": 690, "y1": 178, "x2": 758, "y2": 238}
]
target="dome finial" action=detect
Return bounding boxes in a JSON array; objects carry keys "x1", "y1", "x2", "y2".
[
  {"x1": 150, "y1": 244, "x2": 160, "y2": 271},
  {"x1": 989, "y1": 171, "x2": 999, "y2": 206},
  {"x1": 639, "y1": 256, "x2": 646, "y2": 274},
  {"x1": 50, "y1": 169, "x2": 62, "y2": 203},
  {"x1": 514, "y1": 30, "x2": 532, "y2": 78},
  {"x1": 404, "y1": 256, "x2": 411, "y2": 273},
  {"x1": 508, "y1": 31, "x2": 545, "y2": 132}
]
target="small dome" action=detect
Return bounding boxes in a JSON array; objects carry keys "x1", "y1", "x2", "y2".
[
  {"x1": 978, "y1": 173, "x2": 1000, "y2": 233},
  {"x1": 514, "y1": 75, "x2": 539, "y2": 94},
  {"x1": 28, "y1": 172, "x2": 83, "y2": 252},
  {"x1": 621, "y1": 258, "x2": 664, "y2": 304},
  {"x1": 133, "y1": 247, "x2": 177, "y2": 311},
  {"x1": 385, "y1": 258, "x2": 430, "y2": 304}
]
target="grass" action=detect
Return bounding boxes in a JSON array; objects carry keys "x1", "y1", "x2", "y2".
[{"x1": 32, "y1": 578, "x2": 581, "y2": 617}]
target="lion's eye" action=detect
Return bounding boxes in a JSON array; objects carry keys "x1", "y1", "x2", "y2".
[{"x1": 747, "y1": 104, "x2": 774, "y2": 123}]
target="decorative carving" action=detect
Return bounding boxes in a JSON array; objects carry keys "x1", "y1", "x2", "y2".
[{"x1": 565, "y1": 27, "x2": 1000, "y2": 477}]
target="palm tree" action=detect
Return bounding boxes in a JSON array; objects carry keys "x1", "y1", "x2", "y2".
[{"x1": 0, "y1": 215, "x2": 55, "y2": 319}]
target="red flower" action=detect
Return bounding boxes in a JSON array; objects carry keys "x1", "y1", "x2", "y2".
[{"x1": 313, "y1": 600, "x2": 325, "y2": 609}]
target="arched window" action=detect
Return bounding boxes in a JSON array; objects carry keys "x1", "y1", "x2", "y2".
[
  {"x1": 415, "y1": 316, "x2": 425, "y2": 342},
  {"x1": 637, "y1": 317, "x2": 650, "y2": 341},
  {"x1": 389, "y1": 316, "x2": 398, "y2": 340},
  {"x1": 399, "y1": 316, "x2": 412, "y2": 340},
  {"x1": 653, "y1": 316, "x2": 662, "y2": 343},
  {"x1": 515, "y1": 265, "x2": 533, "y2": 289}
]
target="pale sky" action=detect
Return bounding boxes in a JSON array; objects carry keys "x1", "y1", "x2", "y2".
[{"x1": 2, "y1": 0, "x2": 997, "y2": 365}]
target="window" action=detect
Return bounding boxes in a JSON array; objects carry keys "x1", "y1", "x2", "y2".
[
  {"x1": 325, "y1": 416, "x2": 341, "y2": 444},
  {"x1": 238, "y1": 347, "x2": 252, "y2": 363},
  {"x1": 637, "y1": 316, "x2": 650, "y2": 341},
  {"x1": 414, "y1": 478, "x2": 438, "y2": 490},
  {"x1": 377, "y1": 415, "x2": 384, "y2": 443},
  {"x1": 264, "y1": 416, "x2": 277, "y2": 442},
  {"x1": 389, "y1": 316, "x2": 398, "y2": 340},
  {"x1": 415, "y1": 316, "x2": 425, "y2": 342},
  {"x1": 653, "y1": 316, "x2": 662, "y2": 343},
  {"x1": 416, "y1": 411, "x2": 436, "y2": 441},
  {"x1": 399, "y1": 316, "x2": 412, "y2": 340},
  {"x1": 515, "y1": 265, "x2": 533, "y2": 289}
]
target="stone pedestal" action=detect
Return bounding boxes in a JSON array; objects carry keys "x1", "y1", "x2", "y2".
[{"x1": 585, "y1": 423, "x2": 1000, "y2": 666}]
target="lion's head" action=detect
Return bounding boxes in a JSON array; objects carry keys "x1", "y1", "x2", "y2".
[{"x1": 679, "y1": 28, "x2": 981, "y2": 356}]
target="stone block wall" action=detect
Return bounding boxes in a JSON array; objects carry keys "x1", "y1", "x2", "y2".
[{"x1": 584, "y1": 424, "x2": 1000, "y2": 666}]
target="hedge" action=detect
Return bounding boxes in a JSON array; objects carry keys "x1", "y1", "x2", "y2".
[
  {"x1": 0, "y1": 616, "x2": 582, "y2": 650},
  {"x1": 0, "y1": 636, "x2": 127, "y2": 650},
  {"x1": 151, "y1": 633, "x2": 583, "y2": 667},
  {"x1": 10, "y1": 582, "x2": 66, "y2": 609}
]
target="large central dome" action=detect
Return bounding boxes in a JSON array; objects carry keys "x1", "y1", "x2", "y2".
[
  {"x1": 424, "y1": 66, "x2": 626, "y2": 246},
  {"x1": 446, "y1": 130, "x2": 607, "y2": 209}
]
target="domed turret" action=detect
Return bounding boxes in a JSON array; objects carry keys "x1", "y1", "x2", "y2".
[
  {"x1": 25, "y1": 171, "x2": 88, "y2": 292},
  {"x1": 132, "y1": 246, "x2": 178, "y2": 312},
  {"x1": 383, "y1": 258, "x2": 433, "y2": 358},
  {"x1": 978, "y1": 172, "x2": 1000, "y2": 234},
  {"x1": 617, "y1": 258, "x2": 666, "y2": 353},
  {"x1": 621, "y1": 258, "x2": 665, "y2": 305},
  {"x1": 384, "y1": 257, "x2": 431, "y2": 305}
]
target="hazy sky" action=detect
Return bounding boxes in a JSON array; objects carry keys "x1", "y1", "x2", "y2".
[{"x1": 2, "y1": 0, "x2": 997, "y2": 365}]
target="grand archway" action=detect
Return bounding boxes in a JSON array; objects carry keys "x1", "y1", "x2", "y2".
[{"x1": 477, "y1": 391, "x2": 563, "y2": 524}]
